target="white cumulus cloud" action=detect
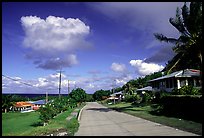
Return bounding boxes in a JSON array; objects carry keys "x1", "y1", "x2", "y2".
[
  {"x1": 130, "y1": 59, "x2": 164, "y2": 76},
  {"x1": 20, "y1": 15, "x2": 91, "y2": 70},
  {"x1": 111, "y1": 62, "x2": 126, "y2": 73},
  {"x1": 21, "y1": 15, "x2": 90, "y2": 54}
]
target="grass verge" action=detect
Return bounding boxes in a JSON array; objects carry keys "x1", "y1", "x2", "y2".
[{"x1": 66, "y1": 117, "x2": 79, "y2": 136}]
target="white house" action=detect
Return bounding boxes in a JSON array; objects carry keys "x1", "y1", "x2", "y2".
[{"x1": 148, "y1": 69, "x2": 201, "y2": 92}]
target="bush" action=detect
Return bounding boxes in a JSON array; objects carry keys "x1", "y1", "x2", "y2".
[
  {"x1": 158, "y1": 95, "x2": 202, "y2": 123},
  {"x1": 124, "y1": 94, "x2": 142, "y2": 103},
  {"x1": 152, "y1": 90, "x2": 170, "y2": 103},
  {"x1": 141, "y1": 92, "x2": 152, "y2": 103},
  {"x1": 38, "y1": 104, "x2": 55, "y2": 125},
  {"x1": 172, "y1": 85, "x2": 201, "y2": 95}
]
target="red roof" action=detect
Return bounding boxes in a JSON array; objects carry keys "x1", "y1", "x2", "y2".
[{"x1": 15, "y1": 102, "x2": 33, "y2": 107}]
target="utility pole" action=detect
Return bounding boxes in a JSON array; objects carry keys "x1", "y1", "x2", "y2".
[
  {"x1": 59, "y1": 70, "x2": 62, "y2": 99},
  {"x1": 46, "y1": 91, "x2": 48, "y2": 104},
  {"x1": 57, "y1": 69, "x2": 65, "y2": 100},
  {"x1": 67, "y1": 80, "x2": 70, "y2": 95}
]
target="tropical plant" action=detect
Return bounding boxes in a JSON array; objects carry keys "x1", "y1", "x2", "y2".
[{"x1": 154, "y1": 2, "x2": 202, "y2": 74}]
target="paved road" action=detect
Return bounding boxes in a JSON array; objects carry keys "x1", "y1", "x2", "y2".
[{"x1": 75, "y1": 102, "x2": 199, "y2": 136}]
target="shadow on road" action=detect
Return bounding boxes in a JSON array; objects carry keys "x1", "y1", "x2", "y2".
[{"x1": 86, "y1": 108, "x2": 112, "y2": 112}]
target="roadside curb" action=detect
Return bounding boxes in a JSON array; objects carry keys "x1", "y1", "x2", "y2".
[{"x1": 77, "y1": 104, "x2": 86, "y2": 122}]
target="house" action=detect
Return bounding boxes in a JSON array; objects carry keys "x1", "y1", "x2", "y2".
[
  {"x1": 107, "y1": 91, "x2": 124, "y2": 104},
  {"x1": 30, "y1": 99, "x2": 47, "y2": 110},
  {"x1": 136, "y1": 86, "x2": 153, "y2": 96},
  {"x1": 13, "y1": 102, "x2": 34, "y2": 112},
  {"x1": 148, "y1": 69, "x2": 201, "y2": 92},
  {"x1": 136, "y1": 86, "x2": 152, "y2": 92}
]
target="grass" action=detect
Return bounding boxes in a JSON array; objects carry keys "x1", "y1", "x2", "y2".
[
  {"x1": 102, "y1": 102, "x2": 202, "y2": 135},
  {"x1": 2, "y1": 111, "x2": 40, "y2": 136},
  {"x1": 21, "y1": 108, "x2": 74, "y2": 136},
  {"x1": 66, "y1": 117, "x2": 79, "y2": 136},
  {"x1": 2, "y1": 107, "x2": 79, "y2": 136}
]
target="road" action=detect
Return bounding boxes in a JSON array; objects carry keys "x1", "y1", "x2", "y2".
[{"x1": 75, "y1": 102, "x2": 199, "y2": 136}]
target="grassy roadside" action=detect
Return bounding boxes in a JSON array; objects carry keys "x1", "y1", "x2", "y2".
[
  {"x1": 101, "y1": 102, "x2": 202, "y2": 135},
  {"x1": 2, "y1": 103, "x2": 86, "y2": 136}
]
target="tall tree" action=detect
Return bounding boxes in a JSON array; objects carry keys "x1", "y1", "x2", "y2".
[{"x1": 154, "y1": 2, "x2": 202, "y2": 74}]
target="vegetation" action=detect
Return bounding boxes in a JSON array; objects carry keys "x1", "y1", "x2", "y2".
[
  {"x1": 2, "y1": 94, "x2": 15, "y2": 113},
  {"x1": 2, "y1": 111, "x2": 40, "y2": 136},
  {"x1": 171, "y1": 85, "x2": 201, "y2": 95},
  {"x1": 2, "y1": 87, "x2": 87, "y2": 136},
  {"x1": 154, "y1": 2, "x2": 202, "y2": 74},
  {"x1": 69, "y1": 88, "x2": 87, "y2": 104},
  {"x1": 66, "y1": 117, "x2": 79, "y2": 136},
  {"x1": 155, "y1": 95, "x2": 202, "y2": 123},
  {"x1": 93, "y1": 89, "x2": 111, "y2": 101}
]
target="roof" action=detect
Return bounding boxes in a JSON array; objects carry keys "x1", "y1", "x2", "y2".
[
  {"x1": 148, "y1": 69, "x2": 200, "y2": 82},
  {"x1": 137, "y1": 86, "x2": 152, "y2": 91},
  {"x1": 32, "y1": 100, "x2": 47, "y2": 105},
  {"x1": 107, "y1": 96, "x2": 119, "y2": 100},
  {"x1": 15, "y1": 102, "x2": 33, "y2": 107},
  {"x1": 110, "y1": 91, "x2": 123, "y2": 96}
]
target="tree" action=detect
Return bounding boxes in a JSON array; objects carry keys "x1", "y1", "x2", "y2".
[
  {"x1": 69, "y1": 88, "x2": 87, "y2": 104},
  {"x1": 2, "y1": 95, "x2": 14, "y2": 113},
  {"x1": 93, "y1": 89, "x2": 111, "y2": 101},
  {"x1": 154, "y1": 2, "x2": 202, "y2": 74}
]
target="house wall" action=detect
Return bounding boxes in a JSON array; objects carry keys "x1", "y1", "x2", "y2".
[
  {"x1": 151, "y1": 78, "x2": 177, "y2": 92},
  {"x1": 151, "y1": 77, "x2": 201, "y2": 92}
]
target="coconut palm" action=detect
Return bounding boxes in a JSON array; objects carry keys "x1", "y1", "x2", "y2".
[{"x1": 154, "y1": 2, "x2": 202, "y2": 74}]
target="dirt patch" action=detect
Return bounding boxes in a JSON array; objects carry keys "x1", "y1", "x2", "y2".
[{"x1": 45, "y1": 128, "x2": 68, "y2": 136}]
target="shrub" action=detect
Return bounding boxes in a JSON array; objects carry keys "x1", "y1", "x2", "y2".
[
  {"x1": 124, "y1": 94, "x2": 142, "y2": 103},
  {"x1": 141, "y1": 92, "x2": 152, "y2": 103},
  {"x1": 38, "y1": 104, "x2": 54, "y2": 125},
  {"x1": 158, "y1": 95, "x2": 202, "y2": 123},
  {"x1": 172, "y1": 85, "x2": 201, "y2": 95}
]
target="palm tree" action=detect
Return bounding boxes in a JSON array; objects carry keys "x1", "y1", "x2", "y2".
[{"x1": 154, "y1": 2, "x2": 202, "y2": 74}]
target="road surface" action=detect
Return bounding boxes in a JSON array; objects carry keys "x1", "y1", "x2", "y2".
[{"x1": 75, "y1": 102, "x2": 199, "y2": 136}]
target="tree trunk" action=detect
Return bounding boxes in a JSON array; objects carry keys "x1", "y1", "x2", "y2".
[{"x1": 167, "y1": 58, "x2": 182, "y2": 74}]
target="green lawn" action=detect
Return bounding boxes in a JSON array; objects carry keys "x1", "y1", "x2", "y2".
[
  {"x1": 2, "y1": 108, "x2": 75, "y2": 136},
  {"x1": 102, "y1": 102, "x2": 202, "y2": 135},
  {"x1": 2, "y1": 111, "x2": 40, "y2": 136},
  {"x1": 21, "y1": 108, "x2": 74, "y2": 136}
]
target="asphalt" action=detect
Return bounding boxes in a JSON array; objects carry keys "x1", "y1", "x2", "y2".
[{"x1": 75, "y1": 102, "x2": 199, "y2": 136}]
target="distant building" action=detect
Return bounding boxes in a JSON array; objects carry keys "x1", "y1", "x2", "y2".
[
  {"x1": 136, "y1": 86, "x2": 152, "y2": 92},
  {"x1": 13, "y1": 102, "x2": 34, "y2": 112},
  {"x1": 30, "y1": 99, "x2": 47, "y2": 110},
  {"x1": 148, "y1": 69, "x2": 201, "y2": 92}
]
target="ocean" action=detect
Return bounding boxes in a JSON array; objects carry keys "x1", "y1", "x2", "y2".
[{"x1": 2, "y1": 93, "x2": 69, "y2": 98}]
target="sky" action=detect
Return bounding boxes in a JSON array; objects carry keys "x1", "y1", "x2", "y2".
[{"x1": 2, "y1": 2, "x2": 185, "y2": 94}]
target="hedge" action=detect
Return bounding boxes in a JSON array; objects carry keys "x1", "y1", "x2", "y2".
[{"x1": 158, "y1": 95, "x2": 202, "y2": 123}]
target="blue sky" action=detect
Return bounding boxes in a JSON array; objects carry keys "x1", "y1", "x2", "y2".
[{"x1": 2, "y1": 2, "x2": 184, "y2": 94}]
